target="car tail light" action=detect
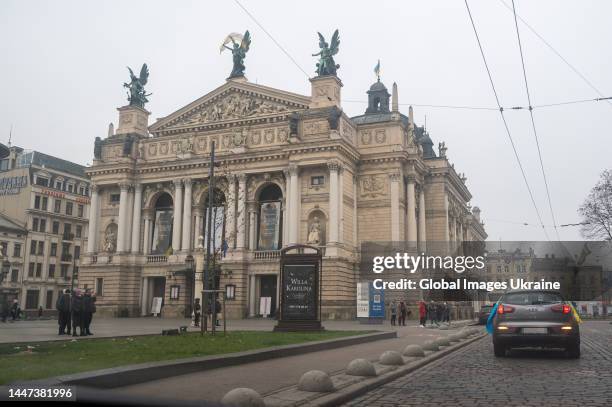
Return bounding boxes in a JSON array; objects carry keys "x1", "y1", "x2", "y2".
[
  {"x1": 498, "y1": 304, "x2": 514, "y2": 314},
  {"x1": 552, "y1": 304, "x2": 571, "y2": 314}
]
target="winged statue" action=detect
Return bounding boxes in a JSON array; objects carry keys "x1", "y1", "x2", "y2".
[
  {"x1": 221, "y1": 30, "x2": 251, "y2": 78},
  {"x1": 312, "y1": 29, "x2": 340, "y2": 76},
  {"x1": 123, "y1": 63, "x2": 151, "y2": 108}
]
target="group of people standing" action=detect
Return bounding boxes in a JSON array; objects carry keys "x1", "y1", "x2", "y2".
[
  {"x1": 389, "y1": 300, "x2": 412, "y2": 326},
  {"x1": 418, "y1": 300, "x2": 451, "y2": 327},
  {"x1": 56, "y1": 288, "x2": 96, "y2": 336},
  {"x1": 0, "y1": 299, "x2": 22, "y2": 322},
  {"x1": 192, "y1": 297, "x2": 221, "y2": 327}
]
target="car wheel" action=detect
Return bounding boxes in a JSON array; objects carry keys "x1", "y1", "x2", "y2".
[
  {"x1": 567, "y1": 341, "x2": 580, "y2": 359},
  {"x1": 493, "y1": 341, "x2": 506, "y2": 357}
]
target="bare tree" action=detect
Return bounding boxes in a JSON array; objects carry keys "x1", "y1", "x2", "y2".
[{"x1": 579, "y1": 169, "x2": 612, "y2": 241}]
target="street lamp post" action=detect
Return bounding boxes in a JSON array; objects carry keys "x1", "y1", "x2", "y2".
[{"x1": 202, "y1": 141, "x2": 216, "y2": 336}]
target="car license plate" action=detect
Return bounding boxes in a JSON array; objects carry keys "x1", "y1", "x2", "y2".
[{"x1": 523, "y1": 328, "x2": 547, "y2": 334}]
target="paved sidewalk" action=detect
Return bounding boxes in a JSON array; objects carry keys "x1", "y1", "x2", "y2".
[
  {"x1": 0, "y1": 317, "x2": 468, "y2": 344},
  {"x1": 112, "y1": 322, "x2": 477, "y2": 403}
]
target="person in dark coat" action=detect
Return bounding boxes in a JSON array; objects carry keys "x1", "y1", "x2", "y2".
[
  {"x1": 193, "y1": 298, "x2": 201, "y2": 327},
  {"x1": 82, "y1": 289, "x2": 96, "y2": 335},
  {"x1": 71, "y1": 289, "x2": 84, "y2": 337},
  {"x1": 56, "y1": 289, "x2": 71, "y2": 335},
  {"x1": 11, "y1": 299, "x2": 20, "y2": 321},
  {"x1": 399, "y1": 301, "x2": 408, "y2": 326},
  {"x1": 389, "y1": 300, "x2": 397, "y2": 326}
]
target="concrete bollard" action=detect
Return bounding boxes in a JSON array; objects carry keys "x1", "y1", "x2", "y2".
[
  {"x1": 298, "y1": 370, "x2": 335, "y2": 392},
  {"x1": 422, "y1": 340, "x2": 439, "y2": 351},
  {"x1": 438, "y1": 325, "x2": 449, "y2": 330},
  {"x1": 221, "y1": 388, "x2": 265, "y2": 407},
  {"x1": 346, "y1": 358, "x2": 377, "y2": 377},
  {"x1": 379, "y1": 350, "x2": 404, "y2": 366},
  {"x1": 403, "y1": 344, "x2": 425, "y2": 357},
  {"x1": 434, "y1": 336, "x2": 451, "y2": 347},
  {"x1": 449, "y1": 333, "x2": 462, "y2": 342}
]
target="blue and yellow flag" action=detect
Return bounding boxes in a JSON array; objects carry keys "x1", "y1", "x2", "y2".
[
  {"x1": 486, "y1": 302, "x2": 499, "y2": 335},
  {"x1": 570, "y1": 303, "x2": 582, "y2": 324},
  {"x1": 374, "y1": 59, "x2": 381, "y2": 81}
]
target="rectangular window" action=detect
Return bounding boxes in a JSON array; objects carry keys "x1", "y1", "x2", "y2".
[
  {"x1": 55, "y1": 181, "x2": 62, "y2": 190},
  {"x1": 32, "y1": 218, "x2": 39, "y2": 231},
  {"x1": 35, "y1": 176, "x2": 48, "y2": 187},
  {"x1": 50, "y1": 242, "x2": 57, "y2": 256},
  {"x1": 74, "y1": 246, "x2": 80, "y2": 259},
  {"x1": 46, "y1": 290, "x2": 54, "y2": 309},
  {"x1": 25, "y1": 290, "x2": 39, "y2": 309},
  {"x1": 11, "y1": 269, "x2": 19, "y2": 282},
  {"x1": 40, "y1": 219, "x2": 46, "y2": 233},
  {"x1": 41, "y1": 197, "x2": 48, "y2": 211},
  {"x1": 35, "y1": 263, "x2": 42, "y2": 278},
  {"x1": 79, "y1": 186, "x2": 85, "y2": 195},
  {"x1": 110, "y1": 193, "x2": 120, "y2": 204},
  {"x1": 37, "y1": 241, "x2": 44, "y2": 255},
  {"x1": 67, "y1": 184, "x2": 74, "y2": 193},
  {"x1": 0, "y1": 241, "x2": 6, "y2": 256},
  {"x1": 311, "y1": 175, "x2": 325, "y2": 186},
  {"x1": 13, "y1": 244, "x2": 21, "y2": 258},
  {"x1": 60, "y1": 264, "x2": 68, "y2": 278},
  {"x1": 63, "y1": 224, "x2": 72, "y2": 240},
  {"x1": 77, "y1": 204, "x2": 84, "y2": 217},
  {"x1": 28, "y1": 262, "x2": 35, "y2": 277},
  {"x1": 54, "y1": 199, "x2": 61, "y2": 213},
  {"x1": 52, "y1": 221, "x2": 59, "y2": 234},
  {"x1": 76, "y1": 225, "x2": 82, "y2": 238},
  {"x1": 65, "y1": 202, "x2": 73, "y2": 216},
  {"x1": 30, "y1": 240, "x2": 37, "y2": 255},
  {"x1": 95, "y1": 278, "x2": 104, "y2": 296},
  {"x1": 34, "y1": 195, "x2": 41, "y2": 209},
  {"x1": 48, "y1": 263, "x2": 55, "y2": 278},
  {"x1": 170, "y1": 285, "x2": 180, "y2": 300}
]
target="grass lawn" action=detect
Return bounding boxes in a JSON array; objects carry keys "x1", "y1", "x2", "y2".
[{"x1": 0, "y1": 330, "x2": 367, "y2": 384}]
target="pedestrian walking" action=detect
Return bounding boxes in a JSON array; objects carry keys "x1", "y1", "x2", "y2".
[
  {"x1": 71, "y1": 289, "x2": 84, "y2": 337},
  {"x1": 193, "y1": 298, "x2": 201, "y2": 327},
  {"x1": 399, "y1": 301, "x2": 407, "y2": 326},
  {"x1": 443, "y1": 301, "x2": 451, "y2": 324},
  {"x1": 418, "y1": 300, "x2": 427, "y2": 327},
  {"x1": 11, "y1": 299, "x2": 20, "y2": 321},
  {"x1": 390, "y1": 300, "x2": 397, "y2": 326},
  {"x1": 56, "y1": 289, "x2": 72, "y2": 335},
  {"x1": 428, "y1": 301, "x2": 439, "y2": 326}
]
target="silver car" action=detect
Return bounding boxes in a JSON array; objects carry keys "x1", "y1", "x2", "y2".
[{"x1": 492, "y1": 290, "x2": 580, "y2": 358}]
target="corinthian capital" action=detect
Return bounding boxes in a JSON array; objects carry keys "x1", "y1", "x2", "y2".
[{"x1": 327, "y1": 161, "x2": 340, "y2": 173}]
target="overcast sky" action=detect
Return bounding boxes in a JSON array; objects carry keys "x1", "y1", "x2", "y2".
[{"x1": 1, "y1": 0, "x2": 610, "y2": 242}]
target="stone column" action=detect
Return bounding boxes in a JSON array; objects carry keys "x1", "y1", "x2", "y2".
[
  {"x1": 283, "y1": 170, "x2": 291, "y2": 247},
  {"x1": 444, "y1": 192, "x2": 450, "y2": 244},
  {"x1": 288, "y1": 165, "x2": 300, "y2": 245},
  {"x1": 236, "y1": 174, "x2": 247, "y2": 249},
  {"x1": 328, "y1": 162, "x2": 340, "y2": 244},
  {"x1": 407, "y1": 177, "x2": 417, "y2": 245},
  {"x1": 172, "y1": 180, "x2": 183, "y2": 252},
  {"x1": 86, "y1": 184, "x2": 99, "y2": 253},
  {"x1": 338, "y1": 167, "x2": 344, "y2": 242},
  {"x1": 125, "y1": 187, "x2": 134, "y2": 252},
  {"x1": 249, "y1": 274, "x2": 256, "y2": 317},
  {"x1": 182, "y1": 178, "x2": 193, "y2": 251},
  {"x1": 143, "y1": 214, "x2": 152, "y2": 255},
  {"x1": 390, "y1": 173, "x2": 401, "y2": 241},
  {"x1": 131, "y1": 184, "x2": 143, "y2": 254},
  {"x1": 193, "y1": 211, "x2": 202, "y2": 247},
  {"x1": 225, "y1": 175, "x2": 236, "y2": 249},
  {"x1": 352, "y1": 174, "x2": 358, "y2": 248},
  {"x1": 418, "y1": 187, "x2": 427, "y2": 251},
  {"x1": 248, "y1": 204, "x2": 257, "y2": 250},
  {"x1": 117, "y1": 182, "x2": 130, "y2": 253}
]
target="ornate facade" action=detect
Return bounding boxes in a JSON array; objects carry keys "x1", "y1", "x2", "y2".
[{"x1": 80, "y1": 74, "x2": 486, "y2": 319}]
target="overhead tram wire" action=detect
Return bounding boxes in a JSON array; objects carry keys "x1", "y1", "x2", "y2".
[
  {"x1": 510, "y1": 0, "x2": 561, "y2": 241},
  {"x1": 464, "y1": 0, "x2": 551, "y2": 242},
  {"x1": 232, "y1": 0, "x2": 311, "y2": 79},
  {"x1": 498, "y1": 0, "x2": 612, "y2": 110}
]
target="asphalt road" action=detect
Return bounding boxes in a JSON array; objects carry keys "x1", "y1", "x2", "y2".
[{"x1": 347, "y1": 321, "x2": 612, "y2": 407}]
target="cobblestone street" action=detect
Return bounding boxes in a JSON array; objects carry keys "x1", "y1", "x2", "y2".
[{"x1": 348, "y1": 321, "x2": 612, "y2": 407}]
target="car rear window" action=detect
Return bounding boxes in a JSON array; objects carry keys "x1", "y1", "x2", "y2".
[{"x1": 502, "y1": 292, "x2": 563, "y2": 305}]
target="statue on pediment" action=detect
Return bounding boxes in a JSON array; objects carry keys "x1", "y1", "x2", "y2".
[
  {"x1": 220, "y1": 30, "x2": 251, "y2": 78},
  {"x1": 124, "y1": 63, "x2": 151, "y2": 108},
  {"x1": 313, "y1": 30, "x2": 340, "y2": 77}
]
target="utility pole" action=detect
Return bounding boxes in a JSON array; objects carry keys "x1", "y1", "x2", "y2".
[{"x1": 201, "y1": 141, "x2": 215, "y2": 335}]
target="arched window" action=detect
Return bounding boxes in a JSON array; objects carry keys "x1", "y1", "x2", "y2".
[
  {"x1": 201, "y1": 188, "x2": 226, "y2": 252},
  {"x1": 257, "y1": 184, "x2": 283, "y2": 250},
  {"x1": 151, "y1": 193, "x2": 173, "y2": 254}
]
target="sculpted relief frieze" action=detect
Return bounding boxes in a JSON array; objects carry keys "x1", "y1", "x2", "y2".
[
  {"x1": 359, "y1": 129, "x2": 386, "y2": 146},
  {"x1": 360, "y1": 175, "x2": 386, "y2": 198},
  {"x1": 174, "y1": 93, "x2": 290, "y2": 128}
]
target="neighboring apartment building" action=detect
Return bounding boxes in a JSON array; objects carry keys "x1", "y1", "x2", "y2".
[
  {"x1": 0, "y1": 144, "x2": 90, "y2": 316},
  {"x1": 0, "y1": 212, "x2": 27, "y2": 305}
]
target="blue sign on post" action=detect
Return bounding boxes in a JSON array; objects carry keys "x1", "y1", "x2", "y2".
[{"x1": 368, "y1": 281, "x2": 385, "y2": 318}]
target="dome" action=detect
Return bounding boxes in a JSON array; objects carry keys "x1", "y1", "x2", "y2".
[{"x1": 369, "y1": 81, "x2": 387, "y2": 92}]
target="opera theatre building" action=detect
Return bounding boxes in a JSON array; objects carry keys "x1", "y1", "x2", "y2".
[{"x1": 79, "y1": 62, "x2": 486, "y2": 320}]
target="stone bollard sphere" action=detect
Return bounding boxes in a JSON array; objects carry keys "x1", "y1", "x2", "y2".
[
  {"x1": 221, "y1": 388, "x2": 265, "y2": 407},
  {"x1": 298, "y1": 370, "x2": 335, "y2": 393},
  {"x1": 422, "y1": 340, "x2": 439, "y2": 351},
  {"x1": 403, "y1": 344, "x2": 425, "y2": 357},
  {"x1": 379, "y1": 350, "x2": 404, "y2": 366},
  {"x1": 434, "y1": 336, "x2": 451, "y2": 347},
  {"x1": 346, "y1": 358, "x2": 377, "y2": 377}
]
